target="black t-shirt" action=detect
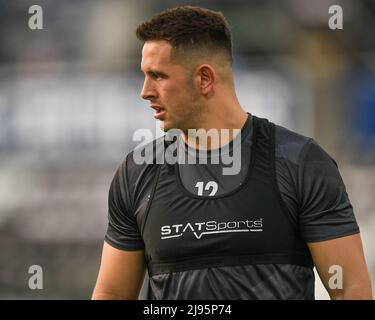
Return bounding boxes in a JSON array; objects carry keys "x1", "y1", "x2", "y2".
[{"x1": 105, "y1": 114, "x2": 359, "y2": 299}]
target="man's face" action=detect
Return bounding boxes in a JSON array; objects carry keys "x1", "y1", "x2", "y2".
[{"x1": 140, "y1": 40, "x2": 201, "y2": 132}]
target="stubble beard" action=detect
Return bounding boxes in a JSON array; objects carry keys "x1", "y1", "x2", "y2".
[{"x1": 161, "y1": 84, "x2": 201, "y2": 133}]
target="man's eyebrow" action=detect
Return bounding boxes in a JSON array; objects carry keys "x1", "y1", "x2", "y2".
[{"x1": 142, "y1": 69, "x2": 168, "y2": 77}]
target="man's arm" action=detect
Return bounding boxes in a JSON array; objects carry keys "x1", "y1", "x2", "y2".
[
  {"x1": 92, "y1": 242, "x2": 146, "y2": 300},
  {"x1": 308, "y1": 233, "x2": 373, "y2": 300}
]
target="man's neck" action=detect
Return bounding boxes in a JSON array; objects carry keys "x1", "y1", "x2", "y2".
[{"x1": 182, "y1": 106, "x2": 248, "y2": 150}]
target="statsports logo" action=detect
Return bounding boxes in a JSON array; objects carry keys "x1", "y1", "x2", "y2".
[{"x1": 161, "y1": 219, "x2": 263, "y2": 240}]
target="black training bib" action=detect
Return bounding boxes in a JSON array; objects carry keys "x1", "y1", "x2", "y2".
[{"x1": 142, "y1": 116, "x2": 313, "y2": 277}]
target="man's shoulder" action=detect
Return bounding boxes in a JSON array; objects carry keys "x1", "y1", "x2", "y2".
[
  {"x1": 272, "y1": 122, "x2": 337, "y2": 169},
  {"x1": 252, "y1": 115, "x2": 313, "y2": 164},
  {"x1": 120, "y1": 135, "x2": 165, "y2": 186},
  {"x1": 273, "y1": 123, "x2": 314, "y2": 165},
  {"x1": 126, "y1": 135, "x2": 165, "y2": 166}
]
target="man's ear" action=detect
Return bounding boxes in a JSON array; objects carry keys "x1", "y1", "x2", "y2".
[{"x1": 196, "y1": 64, "x2": 216, "y2": 95}]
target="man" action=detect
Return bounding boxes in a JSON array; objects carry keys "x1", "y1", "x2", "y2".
[{"x1": 92, "y1": 6, "x2": 372, "y2": 299}]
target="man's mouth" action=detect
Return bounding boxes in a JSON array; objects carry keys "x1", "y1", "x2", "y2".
[{"x1": 151, "y1": 105, "x2": 166, "y2": 120}]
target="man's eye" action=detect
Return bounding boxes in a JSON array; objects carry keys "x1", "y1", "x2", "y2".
[{"x1": 151, "y1": 72, "x2": 161, "y2": 79}]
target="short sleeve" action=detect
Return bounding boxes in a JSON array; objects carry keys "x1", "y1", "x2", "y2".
[
  {"x1": 104, "y1": 155, "x2": 145, "y2": 251},
  {"x1": 298, "y1": 139, "x2": 360, "y2": 242}
]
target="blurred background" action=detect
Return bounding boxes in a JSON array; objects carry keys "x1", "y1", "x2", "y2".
[{"x1": 0, "y1": 0, "x2": 374, "y2": 299}]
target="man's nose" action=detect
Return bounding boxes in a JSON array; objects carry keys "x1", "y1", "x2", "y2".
[{"x1": 140, "y1": 78, "x2": 157, "y2": 100}]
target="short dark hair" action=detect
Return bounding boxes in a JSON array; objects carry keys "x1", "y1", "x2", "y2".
[{"x1": 136, "y1": 6, "x2": 233, "y2": 64}]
